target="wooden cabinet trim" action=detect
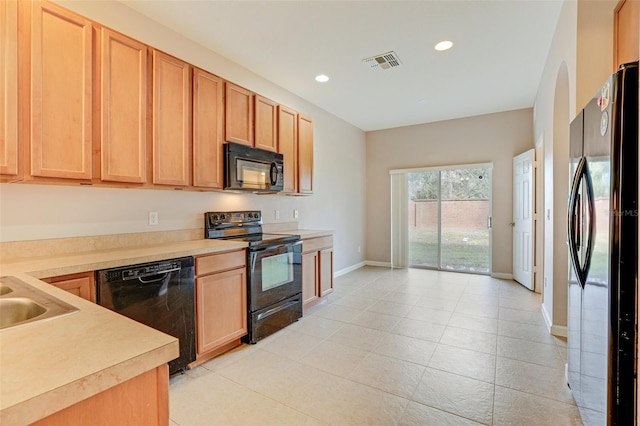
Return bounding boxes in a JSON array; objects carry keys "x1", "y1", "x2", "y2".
[
  {"x1": 196, "y1": 267, "x2": 247, "y2": 354},
  {"x1": 196, "y1": 250, "x2": 246, "y2": 276},
  {"x1": 152, "y1": 49, "x2": 191, "y2": 186},
  {"x1": 33, "y1": 365, "x2": 169, "y2": 426},
  {"x1": 302, "y1": 250, "x2": 319, "y2": 306},
  {"x1": 277, "y1": 105, "x2": 298, "y2": 193},
  {"x1": 319, "y1": 247, "x2": 334, "y2": 297},
  {"x1": 11, "y1": 0, "x2": 314, "y2": 193},
  {"x1": 297, "y1": 113, "x2": 314, "y2": 194},
  {"x1": 101, "y1": 28, "x2": 147, "y2": 183},
  {"x1": 254, "y1": 95, "x2": 277, "y2": 152},
  {"x1": 0, "y1": 0, "x2": 18, "y2": 178},
  {"x1": 42, "y1": 271, "x2": 95, "y2": 302},
  {"x1": 224, "y1": 82, "x2": 254, "y2": 146},
  {"x1": 614, "y1": 0, "x2": 640, "y2": 69},
  {"x1": 30, "y1": 1, "x2": 93, "y2": 180},
  {"x1": 193, "y1": 67, "x2": 224, "y2": 188}
]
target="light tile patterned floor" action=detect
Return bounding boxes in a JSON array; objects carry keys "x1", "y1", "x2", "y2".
[{"x1": 169, "y1": 266, "x2": 583, "y2": 426}]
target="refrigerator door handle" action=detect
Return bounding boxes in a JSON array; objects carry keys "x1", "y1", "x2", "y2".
[
  {"x1": 581, "y1": 160, "x2": 595, "y2": 282},
  {"x1": 567, "y1": 157, "x2": 594, "y2": 288}
]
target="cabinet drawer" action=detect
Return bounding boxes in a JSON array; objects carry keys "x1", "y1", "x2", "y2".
[
  {"x1": 42, "y1": 272, "x2": 95, "y2": 302},
  {"x1": 196, "y1": 250, "x2": 246, "y2": 276},
  {"x1": 302, "y1": 236, "x2": 333, "y2": 253}
]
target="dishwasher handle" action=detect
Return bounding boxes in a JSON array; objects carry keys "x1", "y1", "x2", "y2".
[{"x1": 121, "y1": 265, "x2": 182, "y2": 281}]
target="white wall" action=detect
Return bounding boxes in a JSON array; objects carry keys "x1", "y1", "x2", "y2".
[
  {"x1": 533, "y1": 0, "x2": 618, "y2": 335},
  {"x1": 365, "y1": 108, "x2": 534, "y2": 275},
  {"x1": 533, "y1": 0, "x2": 577, "y2": 335},
  {"x1": 0, "y1": 0, "x2": 367, "y2": 273}
]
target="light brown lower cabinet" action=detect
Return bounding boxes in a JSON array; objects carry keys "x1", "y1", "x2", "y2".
[
  {"x1": 301, "y1": 236, "x2": 333, "y2": 310},
  {"x1": 42, "y1": 271, "x2": 95, "y2": 302},
  {"x1": 32, "y1": 365, "x2": 169, "y2": 426},
  {"x1": 194, "y1": 250, "x2": 247, "y2": 362}
]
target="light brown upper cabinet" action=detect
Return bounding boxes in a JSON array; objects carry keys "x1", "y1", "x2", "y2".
[
  {"x1": 297, "y1": 113, "x2": 314, "y2": 194},
  {"x1": 193, "y1": 68, "x2": 224, "y2": 189},
  {"x1": 254, "y1": 95, "x2": 277, "y2": 152},
  {"x1": 152, "y1": 50, "x2": 191, "y2": 186},
  {"x1": 614, "y1": 0, "x2": 639, "y2": 69},
  {"x1": 101, "y1": 29, "x2": 148, "y2": 184},
  {"x1": 0, "y1": 0, "x2": 18, "y2": 180},
  {"x1": 277, "y1": 105, "x2": 298, "y2": 193},
  {"x1": 29, "y1": 0, "x2": 93, "y2": 181},
  {"x1": 224, "y1": 82, "x2": 253, "y2": 146}
]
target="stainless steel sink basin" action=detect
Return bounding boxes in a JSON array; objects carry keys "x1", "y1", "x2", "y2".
[
  {"x1": 0, "y1": 298, "x2": 47, "y2": 327},
  {"x1": 0, "y1": 276, "x2": 79, "y2": 330},
  {"x1": 0, "y1": 283, "x2": 12, "y2": 295}
]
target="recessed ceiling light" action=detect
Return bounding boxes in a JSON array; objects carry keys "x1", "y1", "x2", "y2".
[
  {"x1": 434, "y1": 40, "x2": 453, "y2": 51},
  {"x1": 315, "y1": 74, "x2": 329, "y2": 83}
]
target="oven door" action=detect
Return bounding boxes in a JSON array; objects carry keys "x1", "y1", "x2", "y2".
[{"x1": 248, "y1": 241, "x2": 302, "y2": 310}]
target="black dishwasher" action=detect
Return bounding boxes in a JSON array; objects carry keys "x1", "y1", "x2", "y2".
[{"x1": 96, "y1": 256, "x2": 196, "y2": 375}]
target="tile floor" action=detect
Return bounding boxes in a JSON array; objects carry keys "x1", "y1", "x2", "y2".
[{"x1": 169, "y1": 266, "x2": 583, "y2": 426}]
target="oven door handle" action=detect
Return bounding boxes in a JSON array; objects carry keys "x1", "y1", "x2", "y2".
[
  {"x1": 257, "y1": 299, "x2": 300, "y2": 321},
  {"x1": 252, "y1": 240, "x2": 302, "y2": 253}
]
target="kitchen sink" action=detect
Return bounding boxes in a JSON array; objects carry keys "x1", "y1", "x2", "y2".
[
  {"x1": 0, "y1": 298, "x2": 47, "y2": 327},
  {"x1": 0, "y1": 276, "x2": 79, "y2": 330}
]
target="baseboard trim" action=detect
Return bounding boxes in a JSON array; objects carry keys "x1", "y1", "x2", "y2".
[
  {"x1": 541, "y1": 302, "x2": 552, "y2": 331},
  {"x1": 540, "y1": 304, "x2": 568, "y2": 337},
  {"x1": 334, "y1": 262, "x2": 366, "y2": 277},
  {"x1": 366, "y1": 260, "x2": 392, "y2": 268},
  {"x1": 491, "y1": 272, "x2": 513, "y2": 280},
  {"x1": 551, "y1": 325, "x2": 567, "y2": 338}
]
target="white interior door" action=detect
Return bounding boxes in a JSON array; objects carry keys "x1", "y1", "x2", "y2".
[{"x1": 513, "y1": 149, "x2": 535, "y2": 290}]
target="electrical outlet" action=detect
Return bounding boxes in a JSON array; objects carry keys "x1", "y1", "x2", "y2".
[
  {"x1": 293, "y1": 209, "x2": 298, "y2": 219},
  {"x1": 275, "y1": 210, "x2": 280, "y2": 220},
  {"x1": 357, "y1": 245, "x2": 361, "y2": 253},
  {"x1": 148, "y1": 211, "x2": 159, "y2": 226}
]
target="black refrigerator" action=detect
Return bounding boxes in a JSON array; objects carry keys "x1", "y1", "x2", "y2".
[{"x1": 567, "y1": 60, "x2": 637, "y2": 425}]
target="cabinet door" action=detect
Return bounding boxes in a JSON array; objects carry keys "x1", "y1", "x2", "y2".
[
  {"x1": 43, "y1": 272, "x2": 95, "y2": 302},
  {"x1": 0, "y1": 0, "x2": 18, "y2": 178},
  {"x1": 224, "y1": 82, "x2": 253, "y2": 146},
  {"x1": 152, "y1": 50, "x2": 191, "y2": 186},
  {"x1": 302, "y1": 251, "x2": 319, "y2": 307},
  {"x1": 297, "y1": 114, "x2": 314, "y2": 194},
  {"x1": 101, "y1": 29, "x2": 147, "y2": 183},
  {"x1": 319, "y1": 247, "x2": 334, "y2": 297},
  {"x1": 30, "y1": 1, "x2": 93, "y2": 180},
  {"x1": 254, "y1": 95, "x2": 277, "y2": 152},
  {"x1": 614, "y1": 0, "x2": 639, "y2": 69},
  {"x1": 277, "y1": 105, "x2": 297, "y2": 193},
  {"x1": 193, "y1": 68, "x2": 224, "y2": 188},
  {"x1": 196, "y1": 268, "x2": 247, "y2": 354}
]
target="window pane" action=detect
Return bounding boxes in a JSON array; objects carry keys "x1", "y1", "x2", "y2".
[{"x1": 408, "y1": 171, "x2": 439, "y2": 268}]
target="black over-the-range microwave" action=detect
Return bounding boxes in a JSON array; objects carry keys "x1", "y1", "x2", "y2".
[{"x1": 224, "y1": 142, "x2": 284, "y2": 193}]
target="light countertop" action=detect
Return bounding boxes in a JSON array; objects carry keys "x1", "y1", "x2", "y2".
[
  {"x1": 0, "y1": 238, "x2": 247, "y2": 424},
  {"x1": 269, "y1": 229, "x2": 334, "y2": 239}
]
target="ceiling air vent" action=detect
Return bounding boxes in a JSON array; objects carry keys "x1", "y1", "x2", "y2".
[{"x1": 362, "y1": 51, "x2": 402, "y2": 71}]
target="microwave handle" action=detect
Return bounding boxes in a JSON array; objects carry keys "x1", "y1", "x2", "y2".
[{"x1": 270, "y1": 162, "x2": 278, "y2": 186}]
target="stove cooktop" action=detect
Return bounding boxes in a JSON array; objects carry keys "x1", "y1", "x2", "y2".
[{"x1": 204, "y1": 211, "x2": 300, "y2": 248}]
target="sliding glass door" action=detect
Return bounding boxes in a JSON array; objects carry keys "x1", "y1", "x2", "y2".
[{"x1": 408, "y1": 165, "x2": 491, "y2": 274}]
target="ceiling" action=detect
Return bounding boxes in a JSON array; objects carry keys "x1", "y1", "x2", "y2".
[{"x1": 121, "y1": 0, "x2": 564, "y2": 132}]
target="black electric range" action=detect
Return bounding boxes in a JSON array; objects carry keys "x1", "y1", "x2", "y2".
[
  {"x1": 204, "y1": 211, "x2": 303, "y2": 343},
  {"x1": 204, "y1": 211, "x2": 299, "y2": 249}
]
